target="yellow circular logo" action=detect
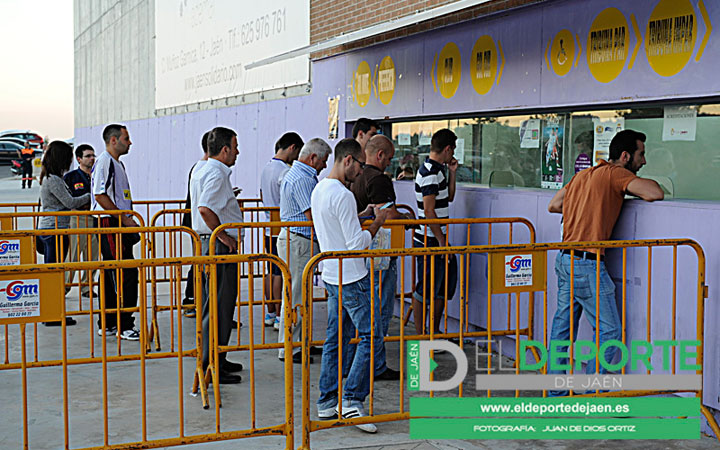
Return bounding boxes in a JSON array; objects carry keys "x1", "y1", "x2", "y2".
[
  {"x1": 551, "y1": 29, "x2": 575, "y2": 77},
  {"x1": 586, "y1": 8, "x2": 630, "y2": 83},
  {"x1": 470, "y1": 35, "x2": 497, "y2": 95},
  {"x1": 645, "y1": 0, "x2": 697, "y2": 77},
  {"x1": 437, "y1": 42, "x2": 462, "y2": 99},
  {"x1": 353, "y1": 61, "x2": 372, "y2": 107},
  {"x1": 376, "y1": 56, "x2": 396, "y2": 105}
]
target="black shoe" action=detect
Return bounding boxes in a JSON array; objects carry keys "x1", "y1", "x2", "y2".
[
  {"x1": 309, "y1": 346, "x2": 324, "y2": 355},
  {"x1": 43, "y1": 317, "x2": 77, "y2": 327},
  {"x1": 231, "y1": 320, "x2": 242, "y2": 328},
  {"x1": 181, "y1": 298, "x2": 196, "y2": 317},
  {"x1": 218, "y1": 369, "x2": 242, "y2": 384},
  {"x1": 376, "y1": 367, "x2": 400, "y2": 380},
  {"x1": 222, "y1": 360, "x2": 243, "y2": 373},
  {"x1": 279, "y1": 352, "x2": 313, "y2": 364}
]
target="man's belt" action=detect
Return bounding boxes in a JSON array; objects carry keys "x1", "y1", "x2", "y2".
[
  {"x1": 289, "y1": 230, "x2": 314, "y2": 240},
  {"x1": 561, "y1": 249, "x2": 604, "y2": 261}
]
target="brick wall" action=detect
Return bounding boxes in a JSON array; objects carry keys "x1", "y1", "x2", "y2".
[{"x1": 310, "y1": 0, "x2": 545, "y2": 58}]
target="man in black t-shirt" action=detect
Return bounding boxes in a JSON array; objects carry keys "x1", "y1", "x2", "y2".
[
  {"x1": 349, "y1": 134, "x2": 408, "y2": 381},
  {"x1": 64, "y1": 144, "x2": 98, "y2": 297}
]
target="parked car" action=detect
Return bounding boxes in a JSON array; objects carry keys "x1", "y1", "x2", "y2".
[
  {"x1": 0, "y1": 130, "x2": 44, "y2": 149},
  {"x1": 0, "y1": 141, "x2": 24, "y2": 163}
]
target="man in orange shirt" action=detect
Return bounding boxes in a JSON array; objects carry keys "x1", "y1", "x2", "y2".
[{"x1": 546, "y1": 130, "x2": 663, "y2": 395}]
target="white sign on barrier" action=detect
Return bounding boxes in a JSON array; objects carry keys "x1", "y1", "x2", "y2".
[
  {"x1": 155, "y1": 0, "x2": 310, "y2": 109},
  {"x1": 504, "y1": 254, "x2": 533, "y2": 287},
  {"x1": 0, "y1": 240, "x2": 21, "y2": 266},
  {"x1": 0, "y1": 279, "x2": 40, "y2": 319}
]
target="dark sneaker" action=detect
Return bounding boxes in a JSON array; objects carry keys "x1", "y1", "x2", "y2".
[
  {"x1": 375, "y1": 367, "x2": 400, "y2": 381},
  {"x1": 120, "y1": 328, "x2": 140, "y2": 341}
]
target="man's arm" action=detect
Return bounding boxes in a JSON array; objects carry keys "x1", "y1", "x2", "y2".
[
  {"x1": 95, "y1": 194, "x2": 138, "y2": 227},
  {"x1": 422, "y1": 195, "x2": 448, "y2": 246},
  {"x1": 548, "y1": 187, "x2": 566, "y2": 213},
  {"x1": 626, "y1": 178, "x2": 664, "y2": 202},
  {"x1": 447, "y1": 158, "x2": 458, "y2": 202},
  {"x1": 198, "y1": 206, "x2": 238, "y2": 252},
  {"x1": 303, "y1": 209, "x2": 312, "y2": 222}
]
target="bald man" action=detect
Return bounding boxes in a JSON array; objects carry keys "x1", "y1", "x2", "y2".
[{"x1": 349, "y1": 134, "x2": 408, "y2": 381}]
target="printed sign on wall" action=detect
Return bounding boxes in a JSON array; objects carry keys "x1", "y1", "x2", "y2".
[{"x1": 345, "y1": 0, "x2": 716, "y2": 121}]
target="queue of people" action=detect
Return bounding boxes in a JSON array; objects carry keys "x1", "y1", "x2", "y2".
[{"x1": 32, "y1": 119, "x2": 664, "y2": 434}]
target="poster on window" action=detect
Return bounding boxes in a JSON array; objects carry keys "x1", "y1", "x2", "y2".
[
  {"x1": 519, "y1": 119, "x2": 541, "y2": 148},
  {"x1": 593, "y1": 118, "x2": 624, "y2": 162},
  {"x1": 662, "y1": 106, "x2": 697, "y2": 141},
  {"x1": 541, "y1": 117, "x2": 564, "y2": 189}
]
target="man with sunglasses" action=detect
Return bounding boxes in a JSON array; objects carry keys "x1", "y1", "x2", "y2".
[{"x1": 64, "y1": 144, "x2": 99, "y2": 297}]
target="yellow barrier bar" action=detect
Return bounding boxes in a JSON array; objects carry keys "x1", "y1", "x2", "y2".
[
  {"x1": 0, "y1": 251, "x2": 296, "y2": 450},
  {"x1": 298, "y1": 238, "x2": 718, "y2": 448}
]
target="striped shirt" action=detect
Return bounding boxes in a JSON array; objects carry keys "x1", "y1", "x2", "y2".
[
  {"x1": 279, "y1": 160, "x2": 317, "y2": 238},
  {"x1": 415, "y1": 157, "x2": 449, "y2": 240}
]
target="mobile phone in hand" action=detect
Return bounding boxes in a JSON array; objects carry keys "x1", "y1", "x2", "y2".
[{"x1": 379, "y1": 201, "x2": 394, "y2": 210}]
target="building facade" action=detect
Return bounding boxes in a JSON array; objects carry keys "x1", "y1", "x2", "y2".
[{"x1": 75, "y1": 0, "x2": 720, "y2": 432}]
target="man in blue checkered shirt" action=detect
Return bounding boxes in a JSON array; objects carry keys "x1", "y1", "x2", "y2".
[{"x1": 277, "y1": 138, "x2": 331, "y2": 362}]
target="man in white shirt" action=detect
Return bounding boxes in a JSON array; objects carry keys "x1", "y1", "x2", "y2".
[
  {"x1": 312, "y1": 138, "x2": 389, "y2": 433},
  {"x1": 92, "y1": 124, "x2": 141, "y2": 341},
  {"x1": 181, "y1": 131, "x2": 210, "y2": 318},
  {"x1": 190, "y1": 126, "x2": 244, "y2": 384},
  {"x1": 259, "y1": 132, "x2": 303, "y2": 328}
]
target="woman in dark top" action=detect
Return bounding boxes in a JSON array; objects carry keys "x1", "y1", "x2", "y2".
[{"x1": 38, "y1": 141, "x2": 91, "y2": 326}]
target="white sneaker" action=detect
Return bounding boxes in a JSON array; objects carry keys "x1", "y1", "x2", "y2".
[
  {"x1": 120, "y1": 328, "x2": 140, "y2": 341},
  {"x1": 273, "y1": 317, "x2": 280, "y2": 330},
  {"x1": 317, "y1": 404, "x2": 338, "y2": 420},
  {"x1": 97, "y1": 326, "x2": 117, "y2": 337},
  {"x1": 278, "y1": 348, "x2": 285, "y2": 360},
  {"x1": 340, "y1": 405, "x2": 377, "y2": 433}
]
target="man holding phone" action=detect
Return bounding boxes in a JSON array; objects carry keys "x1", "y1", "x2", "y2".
[{"x1": 350, "y1": 134, "x2": 407, "y2": 380}]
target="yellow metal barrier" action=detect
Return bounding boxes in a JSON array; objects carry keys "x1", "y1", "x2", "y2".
[
  {"x1": 0, "y1": 250, "x2": 295, "y2": 449},
  {"x1": 298, "y1": 239, "x2": 719, "y2": 448}
]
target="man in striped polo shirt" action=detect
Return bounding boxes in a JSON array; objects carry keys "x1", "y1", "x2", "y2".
[{"x1": 413, "y1": 128, "x2": 458, "y2": 335}]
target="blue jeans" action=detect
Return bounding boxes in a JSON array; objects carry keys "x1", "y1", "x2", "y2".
[
  {"x1": 318, "y1": 275, "x2": 383, "y2": 410},
  {"x1": 343, "y1": 258, "x2": 397, "y2": 375},
  {"x1": 549, "y1": 252, "x2": 621, "y2": 396}
]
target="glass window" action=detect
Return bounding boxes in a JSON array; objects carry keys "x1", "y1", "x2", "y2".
[{"x1": 383, "y1": 101, "x2": 720, "y2": 202}]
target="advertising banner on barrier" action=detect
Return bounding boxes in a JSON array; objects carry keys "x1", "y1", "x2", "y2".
[{"x1": 0, "y1": 271, "x2": 63, "y2": 324}]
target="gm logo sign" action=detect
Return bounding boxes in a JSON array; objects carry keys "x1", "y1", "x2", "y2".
[
  {"x1": 0, "y1": 240, "x2": 20, "y2": 255},
  {"x1": 506, "y1": 255, "x2": 531, "y2": 273},
  {"x1": 504, "y1": 254, "x2": 533, "y2": 287},
  {"x1": 0, "y1": 280, "x2": 39, "y2": 302}
]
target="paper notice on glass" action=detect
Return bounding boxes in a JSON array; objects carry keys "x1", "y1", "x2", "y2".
[
  {"x1": 398, "y1": 133, "x2": 411, "y2": 145},
  {"x1": 519, "y1": 119, "x2": 541, "y2": 148},
  {"x1": 663, "y1": 106, "x2": 696, "y2": 141},
  {"x1": 593, "y1": 117, "x2": 624, "y2": 163},
  {"x1": 455, "y1": 138, "x2": 465, "y2": 165},
  {"x1": 327, "y1": 95, "x2": 340, "y2": 139},
  {"x1": 419, "y1": 134, "x2": 432, "y2": 146}
]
